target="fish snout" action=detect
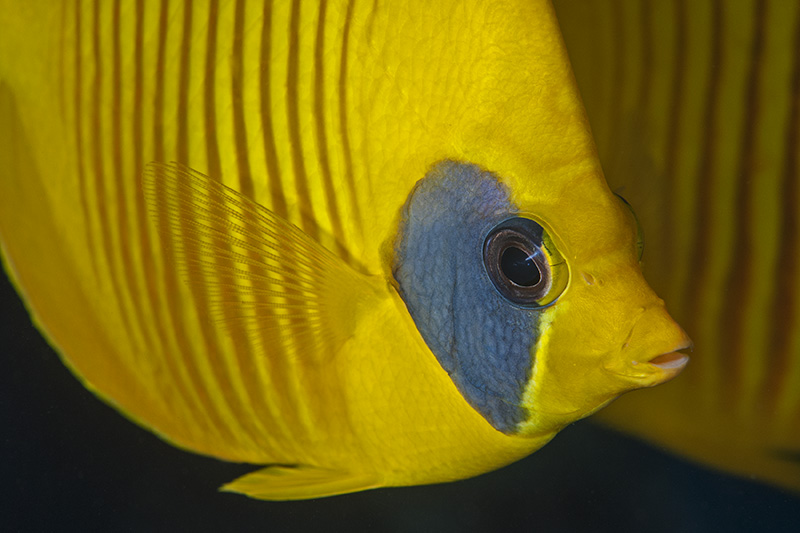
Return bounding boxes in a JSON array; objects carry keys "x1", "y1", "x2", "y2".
[{"x1": 608, "y1": 303, "x2": 692, "y2": 387}]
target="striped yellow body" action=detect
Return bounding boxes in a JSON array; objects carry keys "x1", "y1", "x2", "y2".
[
  {"x1": 0, "y1": 0, "x2": 689, "y2": 498},
  {"x1": 556, "y1": 0, "x2": 800, "y2": 491}
]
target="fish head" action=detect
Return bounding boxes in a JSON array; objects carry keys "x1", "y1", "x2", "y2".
[
  {"x1": 515, "y1": 188, "x2": 691, "y2": 437},
  {"x1": 393, "y1": 161, "x2": 690, "y2": 438},
  {"x1": 511, "y1": 169, "x2": 692, "y2": 435}
]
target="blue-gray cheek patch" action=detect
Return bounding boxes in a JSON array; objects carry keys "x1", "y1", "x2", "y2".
[{"x1": 392, "y1": 160, "x2": 542, "y2": 434}]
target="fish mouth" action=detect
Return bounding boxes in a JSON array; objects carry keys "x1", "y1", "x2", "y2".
[
  {"x1": 648, "y1": 350, "x2": 690, "y2": 371},
  {"x1": 605, "y1": 340, "x2": 692, "y2": 385},
  {"x1": 642, "y1": 341, "x2": 692, "y2": 383}
]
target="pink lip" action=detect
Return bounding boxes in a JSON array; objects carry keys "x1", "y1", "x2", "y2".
[{"x1": 648, "y1": 351, "x2": 690, "y2": 371}]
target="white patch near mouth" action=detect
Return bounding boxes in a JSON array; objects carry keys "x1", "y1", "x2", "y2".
[{"x1": 648, "y1": 351, "x2": 690, "y2": 370}]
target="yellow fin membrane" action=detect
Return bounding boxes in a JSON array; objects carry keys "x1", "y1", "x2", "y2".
[
  {"x1": 221, "y1": 465, "x2": 382, "y2": 501},
  {"x1": 142, "y1": 162, "x2": 380, "y2": 362}
]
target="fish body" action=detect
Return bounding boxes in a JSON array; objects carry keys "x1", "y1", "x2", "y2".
[{"x1": 0, "y1": 0, "x2": 687, "y2": 499}]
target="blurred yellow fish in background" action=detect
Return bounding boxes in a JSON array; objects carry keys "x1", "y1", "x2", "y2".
[
  {"x1": 555, "y1": 0, "x2": 800, "y2": 493},
  {"x1": 0, "y1": 0, "x2": 692, "y2": 500}
]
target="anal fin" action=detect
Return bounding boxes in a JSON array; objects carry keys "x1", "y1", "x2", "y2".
[{"x1": 221, "y1": 465, "x2": 383, "y2": 500}]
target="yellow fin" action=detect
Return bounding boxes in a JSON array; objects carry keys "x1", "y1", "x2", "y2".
[
  {"x1": 221, "y1": 465, "x2": 383, "y2": 501},
  {"x1": 142, "y1": 162, "x2": 380, "y2": 361}
]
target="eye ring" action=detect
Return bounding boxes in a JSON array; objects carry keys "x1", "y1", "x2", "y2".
[{"x1": 483, "y1": 218, "x2": 554, "y2": 307}]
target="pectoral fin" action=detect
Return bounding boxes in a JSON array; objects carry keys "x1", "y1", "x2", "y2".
[
  {"x1": 221, "y1": 465, "x2": 383, "y2": 501},
  {"x1": 142, "y1": 161, "x2": 382, "y2": 361}
]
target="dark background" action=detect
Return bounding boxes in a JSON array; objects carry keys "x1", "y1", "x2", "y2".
[{"x1": 2, "y1": 265, "x2": 799, "y2": 532}]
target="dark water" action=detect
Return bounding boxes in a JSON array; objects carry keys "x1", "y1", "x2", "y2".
[{"x1": 2, "y1": 265, "x2": 798, "y2": 532}]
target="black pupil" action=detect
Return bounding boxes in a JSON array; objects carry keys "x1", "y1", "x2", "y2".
[{"x1": 500, "y1": 246, "x2": 541, "y2": 287}]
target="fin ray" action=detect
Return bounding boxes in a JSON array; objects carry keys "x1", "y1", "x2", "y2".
[{"x1": 142, "y1": 161, "x2": 380, "y2": 360}]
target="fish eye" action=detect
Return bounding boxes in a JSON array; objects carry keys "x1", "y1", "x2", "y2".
[{"x1": 483, "y1": 217, "x2": 557, "y2": 307}]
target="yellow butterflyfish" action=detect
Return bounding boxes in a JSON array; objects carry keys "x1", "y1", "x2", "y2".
[{"x1": 0, "y1": 0, "x2": 689, "y2": 501}]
